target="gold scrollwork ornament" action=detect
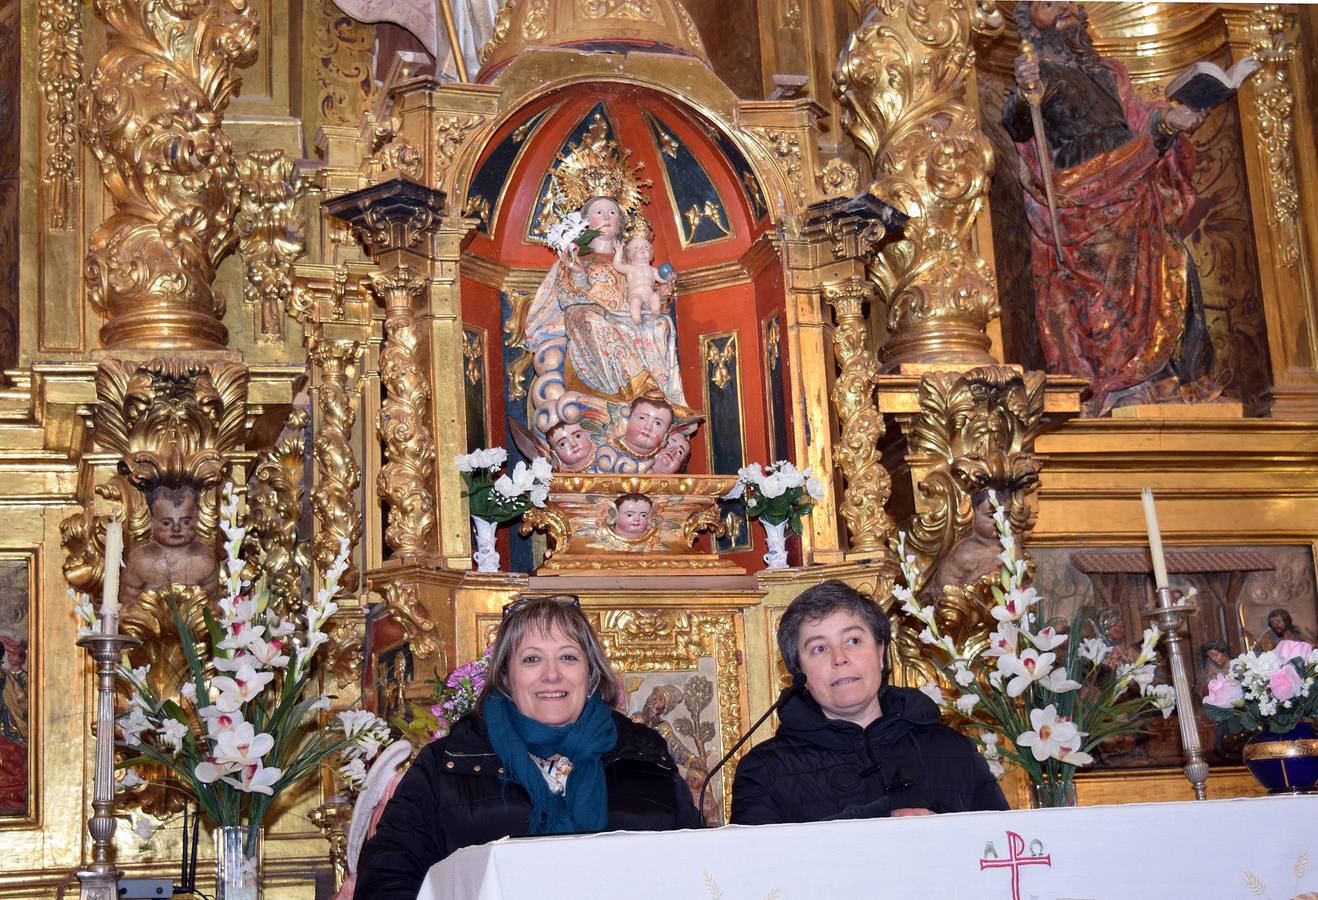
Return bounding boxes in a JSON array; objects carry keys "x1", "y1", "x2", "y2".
[{"x1": 835, "y1": 0, "x2": 1001, "y2": 367}]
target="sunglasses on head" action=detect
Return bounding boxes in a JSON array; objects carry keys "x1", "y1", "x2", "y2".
[{"x1": 500, "y1": 593, "x2": 582, "y2": 619}]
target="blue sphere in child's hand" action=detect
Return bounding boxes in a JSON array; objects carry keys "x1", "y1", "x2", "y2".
[{"x1": 658, "y1": 262, "x2": 675, "y2": 281}]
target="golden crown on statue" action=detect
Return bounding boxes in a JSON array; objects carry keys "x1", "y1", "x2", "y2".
[{"x1": 548, "y1": 115, "x2": 652, "y2": 225}]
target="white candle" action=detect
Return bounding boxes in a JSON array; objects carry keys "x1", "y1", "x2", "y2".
[
  {"x1": 102, "y1": 517, "x2": 123, "y2": 629},
  {"x1": 1140, "y1": 488, "x2": 1170, "y2": 591}
]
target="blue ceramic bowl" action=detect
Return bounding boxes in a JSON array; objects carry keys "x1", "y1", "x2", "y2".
[{"x1": 1242, "y1": 721, "x2": 1318, "y2": 793}]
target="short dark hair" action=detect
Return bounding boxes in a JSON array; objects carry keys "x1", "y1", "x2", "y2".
[
  {"x1": 777, "y1": 579, "x2": 891, "y2": 677},
  {"x1": 630, "y1": 395, "x2": 672, "y2": 418},
  {"x1": 614, "y1": 492, "x2": 651, "y2": 509}
]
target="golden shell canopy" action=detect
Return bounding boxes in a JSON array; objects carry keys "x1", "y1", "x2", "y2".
[{"x1": 478, "y1": 0, "x2": 710, "y2": 79}]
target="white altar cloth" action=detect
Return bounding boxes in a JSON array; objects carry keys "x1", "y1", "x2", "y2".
[{"x1": 420, "y1": 796, "x2": 1316, "y2": 900}]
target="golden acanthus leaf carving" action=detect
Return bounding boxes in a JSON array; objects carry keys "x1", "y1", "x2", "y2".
[
  {"x1": 519, "y1": 505, "x2": 572, "y2": 560},
  {"x1": 523, "y1": 0, "x2": 550, "y2": 39},
  {"x1": 243, "y1": 411, "x2": 309, "y2": 613},
  {"x1": 703, "y1": 336, "x2": 736, "y2": 391},
  {"x1": 372, "y1": 267, "x2": 437, "y2": 558},
  {"x1": 324, "y1": 607, "x2": 367, "y2": 692},
  {"x1": 435, "y1": 114, "x2": 486, "y2": 178},
  {"x1": 380, "y1": 582, "x2": 443, "y2": 663},
  {"x1": 906, "y1": 365, "x2": 1044, "y2": 593},
  {"x1": 834, "y1": 0, "x2": 1000, "y2": 367},
  {"x1": 1249, "y1": 6, "x2": 1300, "y2": 268},
  {"x1": 824, "y1": 281, "x2": 893, "y2": 555},
  {"x1": 462, "y1": 330, "x2": 484, "y2": 386},
  {"x1": 748, "y1": 127, "x2": 806, "y2": 209},
  {"x1": 93, "y1": 358, "x2": 249, "y2": 494},
  {"x1": 309, "y1": 337, "x2": 364, "y2": 595},
  {"x1": 481, "y1": 0, "x2": 517, "y2": 64},
  {"x1": 503, "y1": 290, "x2": 534, "y2": 401},
  {"x1": 235, "y1": 149, "x2": 307, "y2": 341},
  {"x1": 362, "y1": 114, "x2": 423, "y2": 183},
  {"x1": 680, "y1": 504, "x2": 726, "y2": 547},
  {"x1": 580, "y1": 0, "x2": 654, "y2": 21},
  {"x1": 80, "y1": 0, "x2": 259, "y2": 349},
  {"x1": 38, "y1": 0, "x2": 82, "y2": 232}
]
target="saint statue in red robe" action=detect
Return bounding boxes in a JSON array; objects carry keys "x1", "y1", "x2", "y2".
[{"x1": 1003, "y1": 2, "x2": 1218, "y2": 416}]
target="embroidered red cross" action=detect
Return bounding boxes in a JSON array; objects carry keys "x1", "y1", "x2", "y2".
[{"x1": 979, "y1": 830, "x2": 1052, "y2": 900}]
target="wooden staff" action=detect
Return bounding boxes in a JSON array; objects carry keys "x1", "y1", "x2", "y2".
[
  {"x1": 437, "y1": 0, "x2": 469, "y2": 83},
  {"x1": 1021, "y1": 40, "x2": 1065, "y2": 261}
]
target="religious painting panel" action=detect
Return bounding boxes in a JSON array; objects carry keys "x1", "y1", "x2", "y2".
[
  {"x1": 0, "y1": 555, "x2": 31, "y2": 821},
  {"x1": 1030, "y1": 543, "x2": 1317, "y2": 769},
  {"x1": 976, "y1": 5, "x2": 1272, "y2": 415},
  {"x1": 762, "y1": 311, "x2": 789, "y2": 464}
]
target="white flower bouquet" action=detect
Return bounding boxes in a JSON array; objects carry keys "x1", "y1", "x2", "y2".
[
  {"x1": 724, "y1": 461, "x2": 825, "y2": 534},
  {"x1": 899, "y1": 492, "x2": 1174, "y2": 803},
  {"x1": 92, "y1": 484, "x2": 390, "y2": 860},
  {"x1": 1202, "y1": 640, "x2": 1318, "y2": 735},
  {"x1": 456, "y1": 447, "x2": 553, "y2": 524},
  {"x1": 544, "y1": 210, "x2": 599, "y2": 255}
]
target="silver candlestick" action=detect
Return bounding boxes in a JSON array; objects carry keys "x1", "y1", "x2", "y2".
[
  {"x1": 1147, "y1": 586, "x2": 1210, "y2": 800},
  {"x1": 75, "y1": 627, "x2": 142, "y2": 900}
]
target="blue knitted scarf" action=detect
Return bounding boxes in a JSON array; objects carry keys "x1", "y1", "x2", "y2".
[{"x1": 482, "y1": 694, "x2": 617, "y2": 835}]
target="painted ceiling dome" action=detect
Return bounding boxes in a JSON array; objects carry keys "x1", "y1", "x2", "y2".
[{"x1": 478, "y1": 0, "x2": 709, "y2": 80}]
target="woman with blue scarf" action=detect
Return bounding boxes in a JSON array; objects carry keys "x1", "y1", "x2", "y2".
[{"x1": 356, "y1": 595, "x2": 701, "y2": 899}]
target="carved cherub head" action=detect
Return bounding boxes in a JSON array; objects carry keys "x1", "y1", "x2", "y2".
[
  {"x1": 547, "y1": 419, "x2": 597, "y2": 472},
  {"x1": 611, "y1": 492, "x2": 654, "y2": 540},
  {"x1": 621, "y1": 395, "x2": 673, "y2": 456},
  {"x1": 146, "y1": 484, "x2": 201, "y2": 548}
]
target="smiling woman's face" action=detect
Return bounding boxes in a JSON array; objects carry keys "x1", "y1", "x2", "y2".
[
  {"x1": 797, "y1": 609, "x2": 885, "y2": 728},
  {"x1": 506, "y1": 624, "x2": 590, "y2": 726}
]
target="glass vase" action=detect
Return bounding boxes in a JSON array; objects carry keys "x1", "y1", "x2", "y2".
[
  {"x1": 214, "y1": 825, "x2": 262, "y2": 900},
  {"x1": 1027, "y1": 779, "x2": 1078, "y2": 808}
]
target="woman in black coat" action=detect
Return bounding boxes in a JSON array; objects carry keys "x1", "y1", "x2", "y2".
[
  {"x1": 356, "y1": 595, "x2": 700, "y2": 900},
  {"x1": 731, "y1": 580, "x2": 1008, "y2": 825}
]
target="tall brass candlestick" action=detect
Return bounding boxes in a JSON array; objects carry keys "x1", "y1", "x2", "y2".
[{"x1": 75, "y1": 629, "x2": 141, "y2": 899}]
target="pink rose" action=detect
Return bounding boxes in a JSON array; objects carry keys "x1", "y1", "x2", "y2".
[
  {"x1": 1269, "y1": 664, "x2": 1305, "y2": 701},
  {"x1": 1274, "y1": 640, "x2": 1314, "y2": 662},
  {"x1": 1203, "y1": 673, "x2": 1242, "y2": 707}
]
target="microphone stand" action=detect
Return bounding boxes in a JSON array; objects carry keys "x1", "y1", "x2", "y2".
[{"x1": 697, "y1": 673, "x2": 804, "y2": 824}]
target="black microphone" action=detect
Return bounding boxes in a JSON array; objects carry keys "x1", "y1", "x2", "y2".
[{"x1": 696, "y1": 671, "x2": 805, "y2": 824}]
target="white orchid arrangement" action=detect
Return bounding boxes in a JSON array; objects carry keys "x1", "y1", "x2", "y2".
[
  {"x1": 89, "y1": 483, "x2": 390, "y2": 860},
  {"x1": 724, "y1": 461, "x2": 825, "y2": 534},
  {"x1": 456, "y1": 447, "x2": 553, "y2": 524},
  {"x1": 1202, "y1": 640, "x2": 1318, "y2": 735},
  {"x1": 899, "y1": 492, "x2": 1174, "y2": 800},
  {"x1": 544, "y1": 210, "x2": 599, "y2": 255}
]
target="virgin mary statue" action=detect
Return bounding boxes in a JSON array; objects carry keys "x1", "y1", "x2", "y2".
[{"x1": 520, "y1": 126, "x2": 689, "y2": 440}]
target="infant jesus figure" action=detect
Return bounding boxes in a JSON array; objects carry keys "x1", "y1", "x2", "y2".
[
  {"x1": 611, "y1": 237, "x2": 664, "y2": 325},
  {"x1": 119, "y1": 483, "x2": 220, "y2": 605}
]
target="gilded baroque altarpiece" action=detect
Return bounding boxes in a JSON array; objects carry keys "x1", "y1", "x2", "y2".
[{"x1": 0, "y1": 0, "x2": 1315, "y2": 895}]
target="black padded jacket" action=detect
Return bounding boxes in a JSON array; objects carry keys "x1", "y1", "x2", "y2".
[
  {"x1": 354, "y1": 709, "x2": 701, "y2": 900},
  {"x1": 730, "y1": 685, "x2": 1009, "y2": 825}
]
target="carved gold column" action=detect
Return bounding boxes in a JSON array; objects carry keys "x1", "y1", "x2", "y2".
[
  {"x1": 309, "y1": 337, "x2": 365, "y2": 592},
  {"x1": 825, "y1": 279, "x2": 894, "y2": 556},
  {"x1": 785, "y1": 193, "x2": 904, "y2": 563},
  {"x1": 1226, "y1": 7, "x2": 1318, "y2": 418},
  {"x1": 835, "y1": 0, "x2": 1003, "y2": 369},
  {"x1": 81, "y1": 0, "x2": 259, "y2": 349},
  {"x1": 326, "y1": 180, "x2": 447, "y2": 561},
  {"x1": 372, "y1": 265, "x2": 436, "y2": 559}
]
